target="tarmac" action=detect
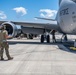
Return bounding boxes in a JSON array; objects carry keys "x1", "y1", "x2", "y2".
[{"x1": 0, "y1": 35, "x2": 76, "y2": 75}]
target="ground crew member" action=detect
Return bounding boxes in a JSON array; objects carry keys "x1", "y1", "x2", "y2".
[
  {"x1": 0, "y1": 25, "x2": 13, "y2": 60},
  {"x1": 51, "y1": 30, "x2": 56, "y2": 43},
  {"x1": 61, "y1": 34, "x2": 67, "y2": 42}
]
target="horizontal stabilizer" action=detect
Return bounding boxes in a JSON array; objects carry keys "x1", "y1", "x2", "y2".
[{"x1": 35, "y1": 17, "x2": 55, "y2": 21}]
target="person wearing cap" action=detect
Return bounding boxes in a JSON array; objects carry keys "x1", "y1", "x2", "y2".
[{"x1": 0, "y1": 25, "x2": 13, "y2": 60}]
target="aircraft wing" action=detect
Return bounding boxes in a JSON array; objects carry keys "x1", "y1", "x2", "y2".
[
  {"x1": 0, "y1": 20, "x2": 61, "y2": 32},
  {"x1": 12, "y1": 21, "x2": 61, "y2": 31}
]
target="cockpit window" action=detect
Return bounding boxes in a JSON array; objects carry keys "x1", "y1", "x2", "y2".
[{"x1": 72, "y1": 0, "x2": 76, "y2": 3}]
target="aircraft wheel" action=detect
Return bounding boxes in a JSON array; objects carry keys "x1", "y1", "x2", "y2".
[
  {"x1": 47, "y1": 35, "x2": 50, "y2": 43},
  {"x1": 41, "y1": 35, "x2": 44, "y2": 43}
]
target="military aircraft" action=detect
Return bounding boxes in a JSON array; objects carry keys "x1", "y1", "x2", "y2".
[{"x1": 0, "y1": 0, "x2": 76, "y2": 43}]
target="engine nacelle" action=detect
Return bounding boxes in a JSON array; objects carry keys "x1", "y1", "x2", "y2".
[{"x1": 1, "y1": 22, "x2": 19, "y2": 37}]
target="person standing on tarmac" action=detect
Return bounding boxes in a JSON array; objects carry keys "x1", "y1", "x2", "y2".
[
  {"x1": 51, "y1": 30, "x2": 56, "y2": 43},
  {"x1": 0, "y1": 25, "x2": 13, "y2": 60}
]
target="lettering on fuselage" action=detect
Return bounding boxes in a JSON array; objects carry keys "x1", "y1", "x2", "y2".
[{"x1": 60, "y1": 8, "x2": 69, "y2": 16}]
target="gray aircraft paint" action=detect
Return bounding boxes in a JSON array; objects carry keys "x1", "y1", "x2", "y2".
[{"x1": 57, "y1": 0, "x2": 76, "y2": 34}]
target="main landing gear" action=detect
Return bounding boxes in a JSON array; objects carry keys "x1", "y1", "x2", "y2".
[{"x1": 41, "y1": 34, "x2": 50, "y2": 43}]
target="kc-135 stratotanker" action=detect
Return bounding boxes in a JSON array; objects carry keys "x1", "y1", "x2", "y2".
[{"x1": 0, "y1": 0, "x2": 76, "y2": 43}]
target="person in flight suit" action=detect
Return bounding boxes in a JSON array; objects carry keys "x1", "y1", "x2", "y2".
[{"x1": 0, "y1": 25, "x2": 13, "y2": 60}]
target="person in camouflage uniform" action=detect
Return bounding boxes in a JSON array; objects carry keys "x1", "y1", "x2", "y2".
[{"x1": 0, "y1": 25, "x2": 13, "y2": 60}]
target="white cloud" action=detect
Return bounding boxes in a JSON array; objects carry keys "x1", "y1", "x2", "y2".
[
  {"x1": 0, "y1": 11, "x2": 7, "y2": 19},
  {"x1": 13, "y1": 7, "x2": 27, "y2": 16},
  {"x1": 40, "y1": 9, "x2": 57, "y2": 18}
]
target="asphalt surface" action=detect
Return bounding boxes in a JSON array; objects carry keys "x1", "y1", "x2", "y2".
[{"x1": 0, "y1": 36, "x2": 76, "y2": 75}]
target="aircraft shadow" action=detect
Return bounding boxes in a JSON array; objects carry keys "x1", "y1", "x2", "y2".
[
  {"x1": 8, "y1": 40, "x2": 76, "y2": 54},
  {"x1": 8, "y1": 41, "x2": 61, "y2": 45},
  {"x1": 58, "y1": 41, "x2": 76, "y2": 54}
]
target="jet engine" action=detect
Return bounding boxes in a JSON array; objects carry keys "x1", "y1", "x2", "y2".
[{"x1": 1, "y1": 22, "x2": 21, "y2": 37}]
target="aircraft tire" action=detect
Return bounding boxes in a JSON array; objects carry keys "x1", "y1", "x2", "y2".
[
  {"x1": 41, "y1": 35, "x2": 44, "y2": 43},
  {"x1": 47, "y1": 35, "x2": 50, "y2": 43}
]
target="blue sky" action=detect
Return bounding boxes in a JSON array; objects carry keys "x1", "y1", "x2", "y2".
[{"x1": 0, "y1": 0, "x2": 59, "y2": 22}]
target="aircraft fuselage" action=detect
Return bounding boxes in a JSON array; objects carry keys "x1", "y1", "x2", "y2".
[{"x1": 58, "y1": 0, "x2": 76, "y2": 34}]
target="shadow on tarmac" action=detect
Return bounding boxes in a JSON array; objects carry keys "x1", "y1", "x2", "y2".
[
  {"x1": 58, "y1": 41, "x2": 76, "y2": 54},
  {"x1": 8, "y1": 40, "x2": 76, "y2": 54},
  {"x1": 8, "y1": 41, "x2": 61, "y2": 45}
]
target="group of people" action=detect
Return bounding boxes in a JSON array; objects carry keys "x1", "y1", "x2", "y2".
[{"x1": 0, "y1": 25, "x2": 13, "y2": 60}]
